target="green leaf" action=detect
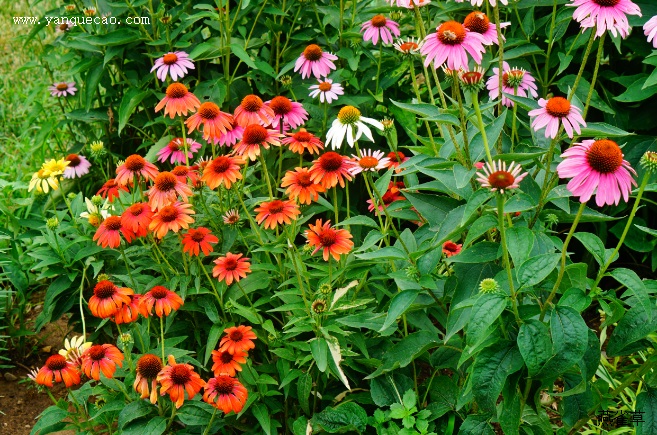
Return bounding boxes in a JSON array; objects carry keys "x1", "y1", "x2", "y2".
[
  {"x1": 517, "y1": 253, "x2": 561, "y2": 288},
  {"x1": 373, "y1": 169, "x2": 394, "y2": 198},
  {"x1": 517, "y1": 320, "x2": 552, "y2": 376},
  {"x1": 610, "y1": 268, "x2": 652, "y2": 318},
  {"x1": 367, "y1": 331, "x2": 441, "y2": 379},
  {"x1": 380, "y1": 290, "x2": 420, "y2": 332},
  {"x1": 297, "y1": 372, "x2": 313, "y2": 415},
  {"x1": 204, "y1": 324, "x2": 222, "y2": 365},
  {"x1": 118, "y1": 89, "x2": 150, "y2": 135},
  {"x1": 446, "y1": 242, "x2": 501, "y2": 264},
  {"x1": 614, "y1": 77, "x2": 657, "y2": 102},
  {"x1": 459, "y1": 415, "x2": 495, "y2": 435},
  {"x1": 427, "y1": 376, "x2": 458, "y2": 418},
  {"x1": 83, "y1": 29, "x2": 142, "y2": 46},
  {"x1": 496, "y1": 44, "x2": 543, "y2": 61},
  {"x1": 30, "y1": 405, "x2": 68, "y2": 435},
  {"x1": 579, "y1": 122, "x2": 631, "y2": 137},
  {"x1": 390, "y1": 100, "x2": 460, "y2": 126},
  {"x1": 558, "y1": 288, "x2": 592, "y2": 312},
  {"x1": 403, "y1": 192, "x2": 460, "y2": 229},
  {"x1": 230, "y1": 43, "x2": 258, "y2": 69},
  {"x1": 84, "y1": 62, "x2": 105, "y2": 111},
  {"x1": 537, "y1": 306, "x2": 588, "y2": 379},
  {"x1": 636, "y1": 387, "x2": 657, "y2": 435},
  {"x1": 472, "y1": 342, "x2": 524, "y2": 413},
  {"x1": 370, "y1": 374, "x2": 414, "y2": 407},
  {"x1": 311, "y1": 402, "x2": 368, "y2": 434},
  {"x1": 309, "y1": 337, "x2": 328, "y2": 372},
  {"x1": 334, "y1": 215, "x2": 379, "y2": 228},
  {"x1": 356, "y1": 247, "x2": 407, "y2": 261},
  {"x1": 252, "y1": 404, "x2": 271, "y2": 435},
  {"x1": 177, "y1": 402, "x2": 215, "y2": 426},
  {"x1": 465, "y1": 293, "x2": 507, "y2": 346},
  {"x1": 573, "y1": 232, "x2": 606, "y2": 267},
  {"x1": 118, "y1": 400, "x2": 155, "y2": 430},
  {"x1": 607, "y1": 305, "x2": 657, "y2": 357},
  {"x1": 505, "y1": 227, "x2": 535, "y2": 267},
  {"x1": 121, "y1": 416, "x2": 166, "y2": 435}
]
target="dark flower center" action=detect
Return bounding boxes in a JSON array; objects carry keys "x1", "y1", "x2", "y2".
[
  {"x1": 168, "y1": 139, "x2": 181, "y2": 151},
  {"x1": 166, "y1": 83, "x2": 188, "y2": 99},
  {"x1": 229, "y1": 330, "x2": 244, "y2": 341},
  {"x1": 296, "y1": 171, "x2": 312, "y2": 187},
  {"x1": 104, "y1": 216, "x2": 123, "y2": 231},
  {"x1": 87, "y1": 345, "x2": 107, "y2": 361},
  {"x1": 158, "y1": 206, "x2": 179, "y2": 223},
  {"x1": 319, "y1": 152, "x2": 344, "y2": 172},
  {"x1": 210, "y1": 156, "x2": 231, "y2": 173},
  {"x1": 172, "y1": 166, "x2": 189, "y2": 177},
  {"x1": 154, "y1": 172, "x2": 177, "y2": 192},
  {"x1": 267, "y1": 200, "x2": 285, "y2": 214},
  {"x1": 212, "y1": 375, "x2": 235, "y2": 395},
  {"x1": 318, "y1": 229, "x2": 337, "y2": 247},
  {"x1": 137, "y1": 354, "x2": 162, "y2": 379},
  {"x1": 241, "y1": 95, "x2": 264, "y2": 112},
  {"x1": 65, "y1": 154, "x2": 81, "y2": 167},
  {"x1": 223, "y1": 258, "x2": 238, "y2": 271},
  {"x1": 170, "y1": 365, "x2": 192, "y2": 384},
  {"x1": 545, "y1": 97, "x2": 571, "y2": 118},
  {"x1": 593, "y1": 0, "x2": 620, "y2": 5},
  {"x1": 128, "y1": 203, "x2": 144, "y2": 216},
  {"x1": 437, "y1": 21, "x2": 466, "y2": 45},
  {"x1": 488, "y1": 171, "x2": 515, "y2": 189},
  {"x1": 294, "y1": 131, "x2": 313, "y2": 142},
  {"x1": 318, "y1": 82, "x2": 333, "y2": 92},
  {"x1": 586, "y1": 140, "x2": 623, "y2": 174},
  {"x1": 242, "y1": 125, "x2": 268, "y2": 145},
  {"x1": 303, "y1": 44, "x2": 323, "y2": 61},
  {"x1": 56, "y1": 83, "x2": 69, "y2": 91},
  {"x1": 359, "y1": 156, "x2": 379, "y2": 169},
  {"x1": 219, "y1": 351, "x2": 234, "y2": 364},
  {"x1": 443, "y1": 241, "x2": 459, "y2": 253},
  {"x1": 124, "y1": 155, "x2": 146, "y2": 172},
  {"x1": 46, "y1": 355, "x2": 68, "y2": 370},
  {"x1": 269, "y1": 96, "x2": 293, "y2": 115},
  {"x1": 371, "y1": 15, "x2": 387, "y2": 28},
  {"x1": 190, "y1": 230, "x2": 206, "y2": 242},
  {"x1": 94, "y1": 280, "x2": 117, "y2": 299},
  {"x1": 150, "y1": 286, "x2": 170, "y2": 299},
  {"x1": 198, "y1": 102, "x2": 221, "y2": 120}
]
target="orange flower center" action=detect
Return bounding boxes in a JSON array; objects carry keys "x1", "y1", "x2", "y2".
[
  {"x1": 125, "y1": 155, "x2": 146, "y2": 172},
  {"x1": 87, "y1": 345, "x2": 107, "y2": 361},
  {"x1": 241, "y1": 95, "x2": 264, "y2": 112},
  {"x1": 137, "y1": 354, "x2": 162, "y2": 379},
  {"x1": 172, "y1": 166, "x2": 189, "y2": 177},
  {"x1": 487, "y1": 170, "x2": 515, "y2": 189},
  {"x1": 198, "y1": 102, "x2": 221, "y2": 120},
  {"x1": 437, "y1": 21, "x2": 466, "y2": 45},
  {"x1": 593, "y1": 0, "x2": 620, "y2": 5},
  {"x1": 46, "y1": 355, "x2": 68, "y2": 370},
  {"x1": 229, "y1": 330, "x2": 244, "y2": 341},
  {"x1": 128, "y1": 203, "x2": 144, "y2": 216},
  {"x1": 294, "y1": 130, "x2": 313, "y2": 142},
  {"x1": 166, "y1": 83, "x2": 188, "y2": 99},
  {"x1": 319, "y1": 229, "x2": 337, "y2": 247},
  {"x1": 154, "y1": 172, "x2": 177, "y2": 192},
  {"x1": 269, "y1": 96, "x2": 293, "y2": 115},
  {"x1": 94, "y1": 280, "x2": 117, "y2": 298},
  {"x1": 158, "y1": 205, "x2": 179, "y2": 223},
  {"x1": 219, "y1": 351, "x2": 234, "y2": 364},
  {"x1": 210, "y1": 156, "x2": 231, "y2": 173},
  {"x1": 212, "y1": 375, "x2": 235, "y2": 394},
  {"x1": 398, "y1": 41, "x2": 419, "y2": 52},
  {"x1": 190, "y1": 229, "x2": 206, "y2": 242},
  {"x1": 586, "y1": 139, "x2": 623, "y2": 174},
  {"x1": 162, "y1": 53, "x2": 178, "y2": 65},
  {"x1": 303, "y1": 44, "x2": 323, "y2": 61},
  {"x1": 56, "y1": 83, "x2": 69, "y2": 91},
  {"x1": 170, "y1": 365, "x2": 192, "y2": 385},
  {"x1": 319, "y1": 152, "x2": 344, "y2": 172},
  {"x1": 150, "y1": 286, "x2": 170, "y2": 299},
  {"x1": 58, "y1": 23, "x2": 69, "y2": 31},
  {"x1": 65, "y1": 153, "x2": 81, "y2": 167},
  {"x1": 463, "y1": 12, "x2": 490, "y2": 34},
  {"x1": 371, "y1": 15, "x2": 387, "y2": 28},
  {"x1": 267, "y1": 200, "x2": 285, "y2": 214},
  {"x1": 359, "y1": 156, "x2": 379, "y2": 169},
  {"x1": 443, "y1": 241, "x2": 459, "y2": 253},
  {"x1": 104, "y1": 216, "x2": 123, "y2": 231},
  {"x1": 318, "y1": 82, "x2": 333, "y2": 92},
  {"x1": 242, "y1": 124, "x2": 268, "y2": 145},
  {"x1": 545, "y1": 97, "x2": 571, "y2": 118},
  {"x1": 296, "y1": 171, "x2": 313, "y2": 187}
]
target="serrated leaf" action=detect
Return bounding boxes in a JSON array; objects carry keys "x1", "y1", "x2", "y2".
[
  {"x1": 517, "y1": 253, "x2": 561, "y2": 288},
  {"x1": 465, "y1": 293, "x2": 507, "y2": 346},
  {"x1": 471, "y1": 342, "x2": 524, "y2": 413},
  {"x1": 537, "y1": 306, "x2": 588, "y2": 379},
  {"x1": 517, "y1": 320, "x2": 551, "y2": 376}
]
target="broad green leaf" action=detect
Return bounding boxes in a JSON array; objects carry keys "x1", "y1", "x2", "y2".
[
  {"x1": 390, "y1": 100, "x2": 460, "y2": 126},
  {"x1": 636, "y1": 387, "x2": 657, "y2": 435},
  {"x1": 472, "y1": 342, "x2": 524, "y2": 413},
  {"x1": 573, "y1": 232, "x2": 606, "y2": 267},
  {"x1": 537, "y1": 306, "x2": 589, "y2": 379},
  {"x1": 403, "y1": 192, "x2": 460, "y2": 229},
  {"x1": 517, "y1": 253, "x2": 561, "y2": 288},
  {"x1": 177, "y1": 402, "x2": 215, "y2": 426},
  {"x1": 465, "y1": 293, "x2": 507, "y2": 346},
  {"x1": 309, "y1": 337, "x2": 328, "y2": 372},
  {"x1": 517, "y1": 320, "x2": 552, "y2": 376},
  {"x1": 204, "y1": 324, "x2": 222, "y2": 365},
  {"x1": 370, "y1": 374, "x2": 414, "y2": 407},
  {"x1": 366, "y1": 331, "x2": 441, "y2": 379},
  {"x1": 230, "y1": 43, "x2": 257, "y2": 68},
  {"x1": 311, "y1": 402, "x2": 368, "y2": 434},
  {"x1": 561, "y1": 374, "x2": 594, "y2": 428},
  {"x1": 505, "y1": 227, "x2": 535, "y2": 267},
  {"x1": 610, "y1": 268, "x2": 652, "y2": 318},
  {"x1": 30, "y1": 405, "x2": 68, "y2": 435},
  {"x1": 251, "y1": 404, "x2": 271, "y2": 435},
  {"x1": 446, "y1": 241, "x2": 501, "y2": 264},
  {"x1": 298, "y1": 372, "x2": 313, "y2": 414},
  {"x1": 118, "y1": 89, "x2": 150, "y2": 134},
  {"x1": 463, "y1": 214, "x2": 497, "y2": 247},
  {"x1": 120, "y1": 417, "x2": 166, "y2": 435},
  {"x1": 84, "y1": 62, "x2": 105, "y2": 111},
  {"x1": 325, "y1": 335, "x2": 350, "y2": 390},
  {"x1": 496, "y1": 43, "x2": 543, "y2": 61},
  {"x1": 558, "y1": 288, "x2": 592, "y2": 312},
  {"x1": 355, "y1": 247, "x2": 407, "y2": 261},
  {"x1": 427, "y1": 376, "x2": 458, "y2": 418},
  {"x1": 458, "y1": 415, "x2": 495, "y2": 435},
  {"x1": 379, "y1": 290, "x2": 420, "y2": 332},
  {"x1": 607, "y1": 305, "x2": 657, "y2": 357},
  {"x1": 579, "y1": 122, "x2": 632, "y2": 137},
  {"x1": 334, "y1": 215, "x2": 378, "y2": 228},
  {"x1": 83, "y1": 29, "x2": 142, "y2": 46},
  {"x1": 118, "y1": 400, "x2": 156, "y2": 430}
]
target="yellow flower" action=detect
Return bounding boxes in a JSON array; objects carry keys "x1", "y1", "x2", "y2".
[
  {"x1": 41, "y1": 158, "x2": 70, "y2": 177},
  {"x1": 28, "y1": 169, "x2": 59, "y2": 193}
]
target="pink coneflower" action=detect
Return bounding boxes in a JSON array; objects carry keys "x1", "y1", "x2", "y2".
[
  {"x1": 294, "y1": 44, "x2": 338, "y2": 79},
  {"x1": 186, "y1": 102, "x2": 234, "y2": 142},
  {"x1": 486, "y1": 63, "x2": 538, "y2": 108},
  {"x1": 171, "y1": 165, "x2": 200, "y2": 186},
  {"x1": 528, "y1": 97, "x2": 586, "y2": 139},
  {"x1": 208, "y1": 119, "x2": 244, "y2": 147},
  {"x1": 557, "y1": 139, "x2": 637, "y2": 207},
  {"x1": 361, "y1": 15, "x2": 400, "y2": 45},
  {"x1": 476, "y1": 160, "x2": 528, "y2": 194},
  {"x1": 308, "y1": 79, "x2": 344, "y2": 104},
  {"x1": 282, "y1": 129, "x2": 324, "y2": 155},
  {"x1": 266, "y1": 96, "x2": 308, "y2": 130},
  {"x1": 389, "y1": 0, "x2": 431, "y2": 8},
  {"x1": 147, "y1": 172, "x2": 193, "y2": 210},
  {"x1": 151, "y1": 51, "x2": 195, "y2": 82},
  {"x1": 116, "y1": 155, "x2": 160, "y2": 186},
  {"x1": 63, "y1": 154, "x2": 91, "y2": 178},
  {"x1": 234, "y1": 95, "x2": 275, "y2": 127},
  {"x1": 233, "y1": 124, "x2": 282, "y2": 161},
  {"x1": 155, "y1": 83, "x2": 201, "y2": 119},
  {"x1": 49, "y1": 82, "x2": 77, "y2": 97},
  {"x1": 644, "y1": 15, "x2": 657, "y2": 47},
  {"x1": 420, "y1": 21, "x2": 486, "y2": 70},
  {"x1": 463, "y1": 11, "x2": 509, "y2": 46},
  {"x1": 569, "y1": 0, "x2": 642, "y2": 39},
  {"x1": 351, "y1": 149, "x2": 391, "y2": 174},
  {"x1": 157, "y1": 138, "x2": 202, "y2": 165}
]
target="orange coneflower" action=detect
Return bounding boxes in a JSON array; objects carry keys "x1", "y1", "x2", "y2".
[
  {"x1": 219, "y1": 325, "x2": 257, "y2": 354},
  {"x1": 305, "y1": 219, "x2": 354, "y2": 261},
  {"x1": 254, "y1": 199, "x2": 300, "y2": 230},
  {"x1": 309, "y1": 152, "x2": 357, "y2": 189},
  {"x1": 112, "y1": 293, "x2": 142, "y2": 325},
  {"x1": 89, "y1": 280, "x2": 134, "y2": 318},
  {"x1": 233, "y1": 124, "x2": 282, "y2": 161},
  {"x1": 155, "y1": 82, "x2": 201, "y2": 119},
  {"x1": 212, "y1": 253, "x2": 251, "y2": 285},
  {"x1": 147, "y1": 172, "x2": 193, "y2": 211},
  {"x1": 201, "y1": 155, "x2": 244, "y2": 190},
  {"x1": 121, "y1": 202, "x2": 153, "y2": 238},
  {"x1": 115, "y1": 154, "x2": 159, "y2": 186},
  {"x1": 158, "y1": 355, "x2": 206, "y2": 409},
  {"x1": 35, "y1": 354, "x2": 80, "y2": 387},
  {"x1": 281, "y1": 167, "x2": 325, "y2": 205},
  {"x1": 171, "y1": 165, "x2": 200, "y2": 186},
  {"x1": 149, "y1": 201, "x2": 195, "y2": 239},
  {"x1": 139, "y1": 285, "x2": 184, "y2": 317},
  {"x1": 182, "y1": 227, "x2": 219, "y2": 256},
  {"x1": 93, "y1": 216, "x2": 136, "y2": 248},
  {"x1": 186, "y1": 102, "x2": 233, "y2": 142},
  {"x1": 134, "y1": 354, "x2": 162, "y2": 404},
  {"x1": 81, "y1": 344, "x2": 124, "y2": 380},
  {"x1": 203, "y1": 375, "x2": 248, "y2": 414},
  {"x1": 211, "y1": 349, "x2": 247, "y2": 377},
  {"x1": 233, "y1": 94, "x2": 275, "y2": 127},
  {"x1": 282, "y1": 129, "x2": 324, "y2": 155},
  {"x1": 97, "y1": 178, "x2": 129, "y2": 202}
]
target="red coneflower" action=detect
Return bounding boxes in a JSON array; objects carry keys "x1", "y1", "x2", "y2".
[
  {"x1": 385, "y1": 151, "x2": 409, "y2": 173},
  {"x1": 182, "y1": 227, "x2": 219, "y2": 256},
  {"x1": 171, "y1": 165, "x2": 200, "y2": 186},
  {"x1": 281, "y1": 167, "x2": 325, "y2": 205},
  {"x1": 219, "y1": 325, "x2": 257, "y2": 354},
  {"x1": 442, "y1": 241, "x2": 462, "y2": 257},
  {"x1": 266, "y1": 96, "x2": 308, "y2": 130},
  {"x1": 201, "y1": 155, "x2": 244, "y2": 189},
  {"x1": 147, "y1": 172, "x2": 193, "y2": 211},
  {"x1": 112, "y1": 293, "x2": 142, "y2": 325},
  {"x1": 121, "y1": 202, "x2": 153, "y2": 238},
  {"x1": 282, "y1": 129, "x2": 324, "y2": 155},
  {"x1": 203, "y1": 375, "x2": 248, "y2": 414},
  {"x1": 97, "y1": 178, "x2": 129, "y2": 202},
  {"x1": 213, "y1": 253, "x2": 251, "y2": 285},
  {"x1": 155, "y1": 82, "x2": 201, "y2": 119},
  {"x1": 186, "y1": 102, "x2": 233, "y2": 142},
  {"x1": 35, "y1": 354, "x2": 80, "y2": 387},
  {"x1": 305, "y1": 219, "x2": 354, "y2": 261},
  {"x1": 93, "y1": 216, "x2": 136, "y2": 248},
  {"x1": 81, "y1": 344, "x2": 124, "y2": 380},
  {"x1": 211, "y1": 349, "x2": 247, "y2": 377},
  {"x1": 149, "y1": 201, "x2": 195, "y2": 238},
  {"x1": 233, "y1": 124, "x2": 282, "y2": 161},
  {"x1": 254, "y1": 199, "x2": 301, "y2": 230},
  {"x1": 158, "y1": 355, "x2": 206, "y2": 409},
  {"x1": 233, "y1": 94, "x2": 275, "y2": 127},
  {"x1": 134, "y1": 354, "x2": 163, "y2": 404},
  {"x1": 139, "y1": 285, "x2": 184, "y2": 317},
  {"x1": 309, "y1": 152, "x2": 357, "y2": 189},
  {"x1": 88, "y1": 280, "x2": 134, "y2": 318},
  {"x1": 367, "y1": 181, "x2": 405, "y2": 213},
  {"x1": 115, "y1": 154, "x2": 159, "y2": 186}
]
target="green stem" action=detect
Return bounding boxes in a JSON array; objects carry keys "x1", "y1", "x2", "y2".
[
  {"x1": 119, "y1": 244, "x2": 137, "y2": 288},
  {"x1": 197, "y1": 256, "x2": 226, "y2": 319},
  {"x1": 79, "y1": 266, "x2": 87, "y2": 339},
  {"x1": 472, "y1": 94, "x2": 493, "y2": 164},
  {"x1": 542, "y1": 0, "x2": 559, "y2": 95},
  {"x1": 258, "y1": 154, "x2": 274, "y2": 199},
  {"x1": 160, "y1": 315, "x2": 166, "y2": 363},
  {"x1": 202, "y1": 408, "x2": 219, "y2": 435},
  {"x1": 582, "y1": 32, "x2": 606, "y2": 119},
  {"x1": 497, "y1": 195, "x2": 520, "y2": 324},
  {"x1": 332, "y1": 187, "x2": 340, "y2": 224},
  {"x1": 375, "y1": 43, "x2": 383, "y2": 95},
  {"x1": 236, "y1": 280, "x2": 262, "y2": 323},
  {"x1": 568, "y1": 30, "x2": 596, "y2": 101},
  {"x1": 408, "y1": 60, "x2": 438, "y2": 155},
  {"x1": 493, "y1": 4, "x2": 505, "y2": 122}
]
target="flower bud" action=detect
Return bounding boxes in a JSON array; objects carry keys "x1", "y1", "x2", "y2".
[{"x1": 479, "y1": 278, "x2": 500, "y2": 294}]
